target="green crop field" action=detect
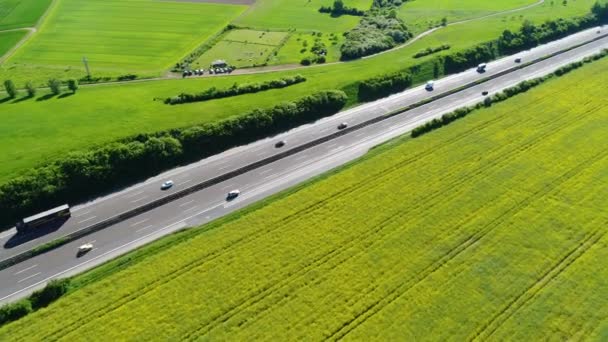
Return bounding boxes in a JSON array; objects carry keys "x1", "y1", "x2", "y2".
[
  {"x1": 399, "y1": 0, "x2": 537, "y2": 33},
  {"x1": 0, "y1": 0, "x2": 598, "y2": 184},
  {"x1": 193, "y1": 29, "x2": 288, "y2": 68},
  {"x1": 2, "y1": 53, "x2": 608, "y2": 340},
  {"x1": 0, "y1": 0, "x2": 246, "y2": 81},
  {"x1": 235, "y1": 0, "x2": 372, "y2": 32},
  {"x1": 0, "y1": 29, "x2": 26, "y2": 57},
  {"x1": 0, "y1": 0, "x2": 51, "y2": 30}
]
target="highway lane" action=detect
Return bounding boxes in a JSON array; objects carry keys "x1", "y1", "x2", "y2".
[
  {"x1": 1, "y1": 31, "x2": 607, "y2": 303},
  {"x1": 1, "y1": 26, "x2": 605, "y2": 262}
]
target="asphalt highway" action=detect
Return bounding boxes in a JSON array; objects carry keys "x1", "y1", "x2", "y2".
[{"x1": 0, "y1": 26, "x2": 606, "y2": 303}]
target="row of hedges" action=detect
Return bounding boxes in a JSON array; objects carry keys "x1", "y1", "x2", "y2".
[
  {"x1": 354, "y1": 2, "x2": 608, "y2": 101},
  {"x1": 319, "y1": 0, "x2": 365, "y2": 16},
  {"x1": 358, "y1": 70, "x2": 412, "y2": 101},
  {"x1": 0, "y1": 91, "x2": 348, "y2": 228},
  {"x1": 165, "y1": 75, "x2": 306, "y2": 105},
  {"x1": 0, "y1": 279, "x2": 70, "y2": 327},
  {"x1": 414, "y1": 44, "x2": 451, "y2": 58},
  {"x1": 410, "y1": 48, "x2": 608, "y2": 138}
]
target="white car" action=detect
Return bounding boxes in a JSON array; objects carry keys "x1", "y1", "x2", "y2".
[
  {"x1": 227, "y1": 189, "x2": 240, "y2": 200},
  {"x1": 425, "y1": 81, "x2": 435, "y2": 91},
  {"x1": 161, "y1": 180, "x2": 174, "y2": 190},
  {"x1": 78, "y1": 243, "x2": 93, "y2": 254}
]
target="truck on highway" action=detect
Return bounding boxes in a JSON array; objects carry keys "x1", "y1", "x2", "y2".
[{"x1": 16, "y1": 204, "x2": 71, "y2": 233}]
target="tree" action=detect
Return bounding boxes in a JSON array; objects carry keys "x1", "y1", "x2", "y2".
[
  {"x1": 441, "y1": 17, "x2": 448, "y2": 26},
  {"x1": 333, "y1": 0, "x2": 345, "y2": 13},
  {"x1": 3, "y1": 80, "x2": 17, "y2": 98},
  {"x1": 67, "y1": 79, "x2": 79, "y2": 93},
  {"x1": 48, "y1": 79, "x2": 61, "y2": 95},
  {"x1": 25, "y1": 81, "x2": 36, "y2": 97}
]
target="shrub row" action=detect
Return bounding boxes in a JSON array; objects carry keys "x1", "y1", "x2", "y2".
[
  {"x1": 0, "y1": 279, "x2": 70, "y2": 327},
  {"x1": 165, "y1": 75, "x2": 306, "y2": 105},
  {"x1": 319, "y1": 0, "x2": 365, "y2": 16},
  {"x1": 414, "y1": 44, "x2": 451, "y2": 58},
  {"x1": 411, "y1": 48, "x2": 608, "y2": 138},
  {"x1": 0, "y1": 91, "x2": 348, "y2": 228},
  {"x1": 354, "y1": 2, "x2": 608, "y2": 101},
  {"x1": 358, "y1": 71, "x2": 412, "y2": 101}
]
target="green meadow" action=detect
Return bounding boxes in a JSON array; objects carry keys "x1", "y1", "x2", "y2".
[
  {"x1": 0, "y1": 0, "x2": 246, "y2": 81},
  {"x1": 0, "y1": 0, "x2": 598, "y2": 185},
  {"x1": 399, "y1": 0, "x2": 538, "y2": 33},
  {"x1": 235, "y1": 0, "x2": 373, "y2": 32},
  {"x1": 2, "y1": 52, "x2": 607, "y2": 340},
  {"x1": 193, "y1": 29, "x2": 289, "y2": 68},
  {"x1": 0, "y1": 0, "x2": 51, "y2": 30},
  {"x1": 0, "y1": 29, "x2": 26, "y2": 57}
]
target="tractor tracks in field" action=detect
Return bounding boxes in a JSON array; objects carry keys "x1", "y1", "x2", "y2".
[
  {"x1": 180, "y1": 88, "x2": 590, "y2": 339},
  {"x1": 327, "y1": 148, "x2": 608, "y2": 341}
]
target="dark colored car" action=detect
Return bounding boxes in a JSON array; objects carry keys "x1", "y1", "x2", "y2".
[
  {"x1": 275, "y1": 140, "x2": 286, "y2": 148},
  {"x1": 482, "y1": 91, "x2": 489, "y2": 96},
  {"x1": 337, "y1": 122, "x2": 348, "y2": 130}
]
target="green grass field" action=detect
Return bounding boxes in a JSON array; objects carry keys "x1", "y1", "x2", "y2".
[
  {"x1": 0, "y1": 0, "x2": 598, "y2": 186},
  {"x1": 399, "y1": 0, "x2": 537, "y2": 33},
  {"x1": 2, "y1": 52, "x2": 608, "y2": 340},
  {"x1": 0, "y1": 0, "x2": 51, "y2": 30},
  {"x1": 272, "y1": 31, "x2": 343, "y2": 65},
  {"x1": 0, "y1": 0, "x2": 246, "y2": 80},
  {"x1": 0, "y1": 29, "x2": 26, "y2": 57},
  {"x1": 235, "y1": 0, "x2": 372, "y2": 32},
  {"x1": 193, "y1": 29, "x2": 288, "y2": 68}
]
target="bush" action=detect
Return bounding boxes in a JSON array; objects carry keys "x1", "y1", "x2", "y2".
[
  {"x1": 25, "y1": 81, "x2": 36, "y2": 97},
  {"x1": 29, "y1": 278, "x2": 71, "y2": 309},
  {"x1": 48, "y1": 79, "x2": 61, "y2": 95},
  {"x1": 0, "y1": 301, "x2": 31, "y2": 326},
  {"x1": 67, "y1": 79, "x2": 78, "y2": 93},
  {"x1": 0, "y1": 91, "x2": 348, "y2": 227},
  {"x1": 300, "y1": 57, "x2": 312, "y2": 65},
  {"x1": 117, "y1": 74, "x2": 137, "y2": 81},
  {"x1": 165, "y1": 75, "x2": 306, "y2": 105},
  {"x1": 414, "y1": 44, "x2": 451, "y2": 58},
  {"x1": 358, "y1": 71, "x2": 412, "y2": 101},
  {"x1": 319, "y1": 0, "x2": 365, "y2": 16},
  {"x1": 3, "y1": 80, "x2": 17, "y2": 98}
]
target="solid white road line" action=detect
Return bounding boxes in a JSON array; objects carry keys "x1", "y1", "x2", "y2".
[
  {"x1": 263, "y1": 174, "x2": 278, "y2": 181},
  {"x1": 182, "y1": 206, "x2": 200, "y2": 213},
  {"x1": 0, "y1": 231, "x2": 14, "y2": 240},
  {"x1": 14, "y1": 264, "x2": 38, "y2": 276},
  {"x1": 130, "y1": 218, "x2": 149, "y2": 227},
  {"x1": 77, "y1": 216, "x2": 97, "y2": 224},
  {"x1": 17, "y1": 272, "x2": 41, "y2": 283},
  {"x1": 179, "y1": 200, "x2": 195, "y2": 207}
]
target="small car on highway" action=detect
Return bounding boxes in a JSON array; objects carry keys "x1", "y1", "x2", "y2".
[
  {"x1": 425, "y1": 80, "x2": 435, "y2": 91},
  {"x1": 515, "y1": 57, "x2": 522, "y2": 63},
  {"x1": 161, "y1": 180, "x2": 174, "y2": 190},
  {"x1": 275, "y1": 140, "x2": 286, "y2": 148},
  {"x1": 337, "y1": 122, "x2": 348, "y2": 130},
  {"x1": 482, "y1": 91, "x2": 489, "y2": 96},
  {"x1": 227, "y1": 189, "x2": 240, "y2": 200},
  {"x1": 77, "y1": 243, "x2": 94, "y2": 256}
]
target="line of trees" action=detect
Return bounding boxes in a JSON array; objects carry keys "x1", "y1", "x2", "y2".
[
  {"x1": 354, "y1": 2, "x2": 608, "y2": 101},
  {"x1": 0, "y1": 90, "x2": 348, "y2": 228},
  {"x1": 340, "y1": 0, "x2": 412, "y2": 60},
  {"x1": 411, "y1": 48, "x2": 608, "y2": 138},
  {"x1": 319, "y1": 0, "x2": 365, "y2": 17},
  {"x1": 358, "y1": 70, "x2": 412, "y2": 101},
  {"x1": 165, "y1": 75, "x2": 306, "y2": 105},
  {"x1": 2, "y1": 78, "x2": 78, "y2": 99},
  {"x1": 414, "y1": 44, "x2": 451, "y2": 58}
]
